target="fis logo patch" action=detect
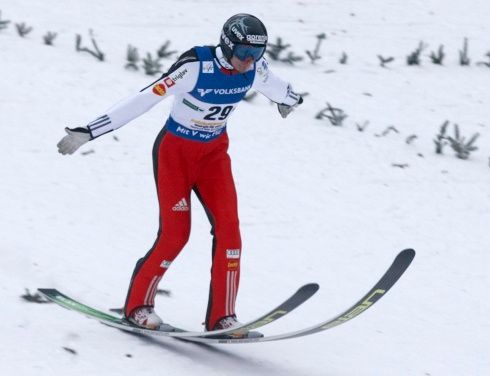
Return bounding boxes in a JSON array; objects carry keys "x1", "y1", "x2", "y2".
[
  {"x1": 202, "y1": 61, "x2": 214, "y2": 74},
  {"x1": 152, "y1": 83, "x2": 166, "y2": 96},
  {"x1": 226, "y1": 249, "x2": 240, "y2": 259},
  {"x1": 160, "y1": 260, "x2": 172, "y2": 268}
]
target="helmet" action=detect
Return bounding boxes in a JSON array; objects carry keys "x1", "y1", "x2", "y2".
[{"x1": 219, "y1": 13, "x2": 268, "y2": 62}]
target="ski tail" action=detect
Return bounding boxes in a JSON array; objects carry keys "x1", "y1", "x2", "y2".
[{"x1": 38, "y1": 288, "x2": 122, "y2": 323}]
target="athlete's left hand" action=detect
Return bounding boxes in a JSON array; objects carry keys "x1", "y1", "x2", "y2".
[{"x1": 277, "y1": 96, "x2": 303, "y2": 119}]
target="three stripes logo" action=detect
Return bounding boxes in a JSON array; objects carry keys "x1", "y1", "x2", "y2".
[{"x1": 172, "y1": 198, "x2": 189, "y2": 212}]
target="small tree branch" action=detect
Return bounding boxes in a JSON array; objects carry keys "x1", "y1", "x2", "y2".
[
  {"x1": 0, "y1": 10, "x2": 11, "y2": 30},
  {"x1": 429, "y1": 45, "x2": 445, "y2": 65},
  {"x1": 378, "y1": 55, "x2": 394, "y2": 68},
  {"x1": 75, "y1": 30, "x2": 105, "y2": 61},
  {"x1": 15, "y1": 22, "x2": 33, "y2": 37},
  {"x1": 459, "y1": 37, "x2": 470, "y2": 66},
  {"x1": 43, "y1": 31, "x2": 57, "y2": 46}
]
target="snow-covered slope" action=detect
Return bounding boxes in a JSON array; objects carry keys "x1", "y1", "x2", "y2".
[{"x1": 1, "y1": 1, "x2": 489, "y2": 375}]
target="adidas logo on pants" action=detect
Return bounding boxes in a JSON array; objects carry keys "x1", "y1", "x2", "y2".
[{"x1": 172, "y1": 198, "x2": 189, "y2": 211}]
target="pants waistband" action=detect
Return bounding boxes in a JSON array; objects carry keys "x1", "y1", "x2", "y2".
[{"x1": 164, "y1": 117, "x2": 226, "y2": 142}]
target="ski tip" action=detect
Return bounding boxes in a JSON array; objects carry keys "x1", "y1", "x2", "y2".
[
  {"x1": 396, "y1": 249, "x2": 416, "y2": 266},
  {"x1": 302, "y1": 283, "x2": 320, "y2": 292},
  {"x1": 400, "y1": 248, "x2": 416, "y2": 259}
]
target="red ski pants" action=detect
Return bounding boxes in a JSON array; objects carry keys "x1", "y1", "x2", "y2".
[{"x1": 124, "y1": 130, "x2": 241, "y2": 330}]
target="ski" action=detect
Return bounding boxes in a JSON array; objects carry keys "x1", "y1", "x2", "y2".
[
  {"x1": 39, "y1": 249, "x2": 414, "y2": 344},
  {"x1": 37, "y1": 282, "x2": 319, "y2": 338},
  {"x1": 180, "y1": 248, "x2": 416, "y2": 344}
]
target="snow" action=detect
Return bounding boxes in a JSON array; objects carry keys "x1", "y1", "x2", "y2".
[{"x1": 1, "y1": 1, "x2": 490, "y2": 375}]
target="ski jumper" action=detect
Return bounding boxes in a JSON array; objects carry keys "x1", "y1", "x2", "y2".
[{"x1": 85, "y1": 46, "x2": 299, "y2": 330}]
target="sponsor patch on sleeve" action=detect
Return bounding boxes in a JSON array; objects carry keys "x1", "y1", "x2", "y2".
[
  {"x1": 164, "y1": 77, "x2": 175, "y2": 88},
  {"x1": 171, "y1": 68, "x2": 188, "y2": 82},
  {"x1": 152, "y1": 83, "x2": 166, "y2": 96}
]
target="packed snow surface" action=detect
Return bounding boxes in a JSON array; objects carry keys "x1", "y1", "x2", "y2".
[{"x1": 1, "y1": 1, "x2": 489, "y2": 375}]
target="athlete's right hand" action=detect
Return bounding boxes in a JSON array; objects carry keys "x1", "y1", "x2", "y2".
[{"x1": 57, "y1": 127, "x2": 92, "y2": 155}]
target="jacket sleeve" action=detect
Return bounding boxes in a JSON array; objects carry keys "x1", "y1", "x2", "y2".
[
  {"x1": 251, "y1": 57, "x2": 300, "y2": 106},
  {"x1": 86, "y1": 49, "x2": 199, "y2": 139}
]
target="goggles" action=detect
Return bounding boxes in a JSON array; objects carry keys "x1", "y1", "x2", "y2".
[{"x1": 233, "y1": 44, "x2": 265, "y2": 62}]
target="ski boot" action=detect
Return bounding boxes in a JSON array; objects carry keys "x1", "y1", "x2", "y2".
[
  {"x1": 126, "y1": 306, "x2": 174, "y2": 331},
  {"x1": 211, "y1": 315, "x2": 263, "y2": 339}
]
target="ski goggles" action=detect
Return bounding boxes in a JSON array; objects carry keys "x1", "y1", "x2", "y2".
[{"x1": 233, "y1": 44, "x2": 266, "y2": 61}]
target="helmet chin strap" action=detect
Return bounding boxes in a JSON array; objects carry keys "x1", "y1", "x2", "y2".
[{"x1": 216, "y1": 46, "x2": 234, "y2": 69}]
